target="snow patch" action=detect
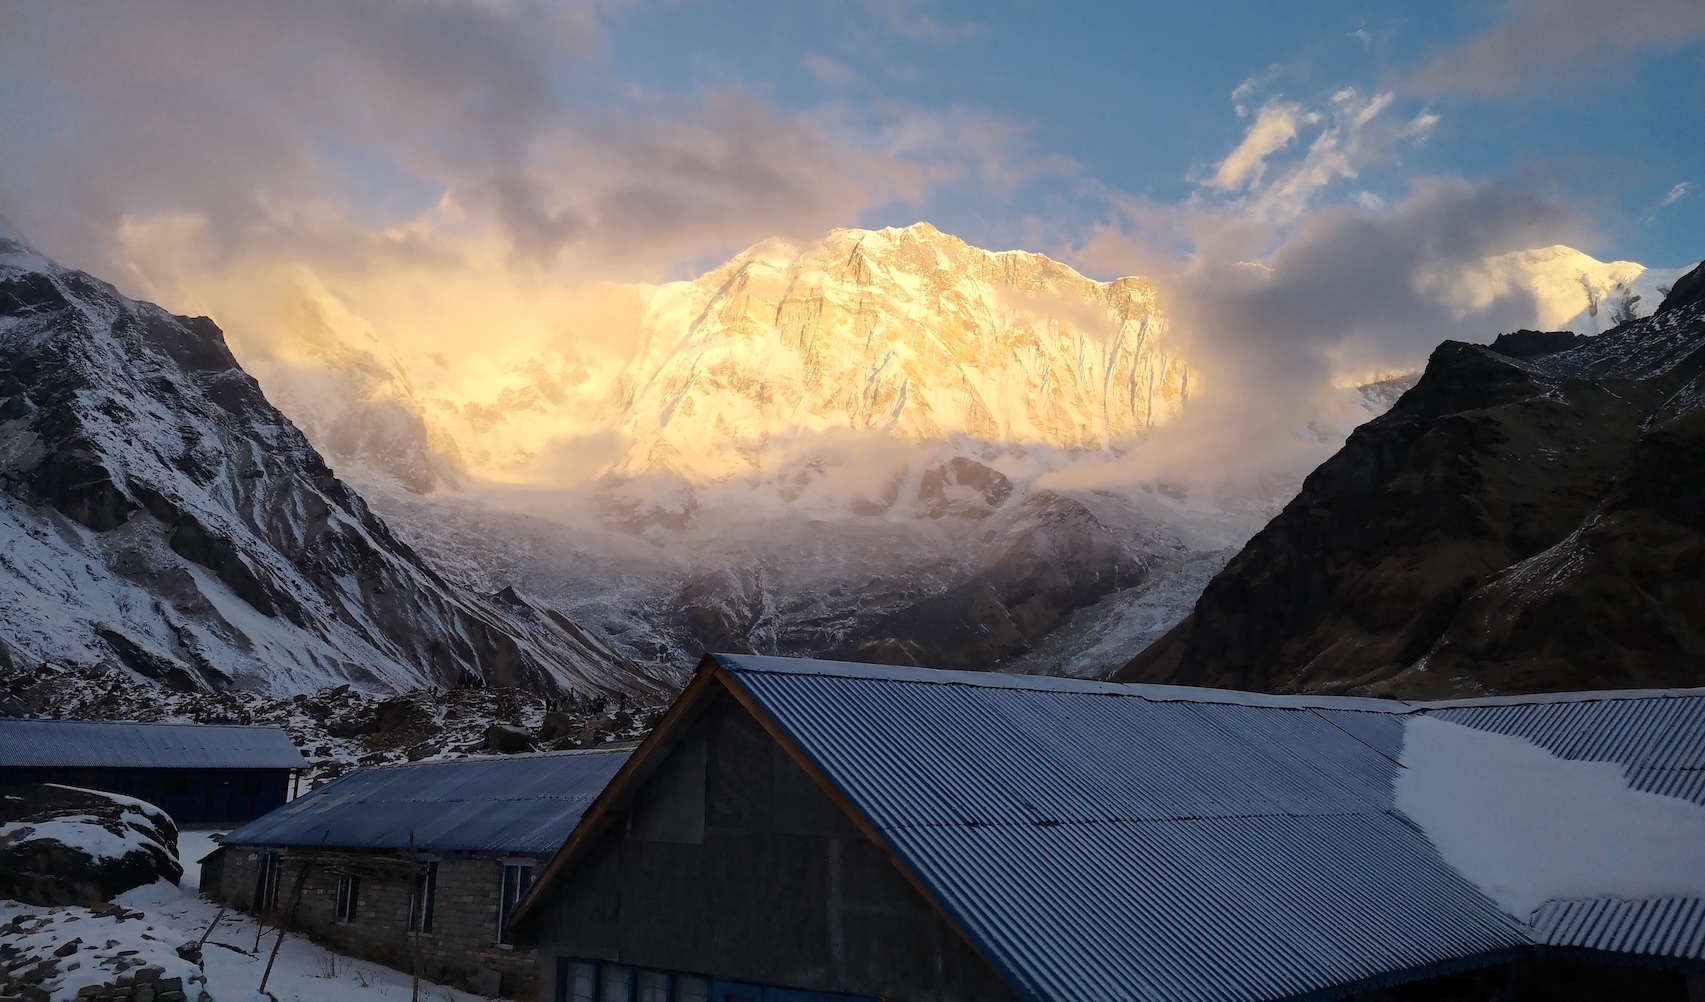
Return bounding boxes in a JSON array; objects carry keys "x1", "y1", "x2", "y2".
[{"x1": 1395, "y1": 715, "x2": 1705, "y2": 918}]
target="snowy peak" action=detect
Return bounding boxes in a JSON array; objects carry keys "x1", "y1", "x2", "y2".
[
  {"x1": 617, "y1": 223, "x2": 1188, "y2": 482},
  {"x1": 0, "y1": 237, "x2": 659, "y2": 696}
]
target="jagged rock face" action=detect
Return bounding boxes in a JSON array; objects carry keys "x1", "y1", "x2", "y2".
[
  {"x1": 0, "y1": 239, "x2": 659, "y2": 697},
  {"x1": 615, "y1": 223, "x2": 1189, "y2": 482},
  {"x1": 1125, "y1": 276, "x2": 1705, "y2": 698}
]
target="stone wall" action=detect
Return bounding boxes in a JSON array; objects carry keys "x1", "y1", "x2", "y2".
[{"x1": 215, "y1": 846, "x2": 540, "y2": 998}]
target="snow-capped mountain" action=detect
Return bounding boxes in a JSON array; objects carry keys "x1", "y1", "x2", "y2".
[
  {"x1": 1473, "y1": 245, "x2": 1686, "y2": 335},
  {"x1": 611, "y1": 223, "x2": 1187, "y2": 483},
  {"x1": 0, "y1": 237, "x2": 663, "y2": 697},
  {"x1": 176, "y1": 224, "x2": 1687, "y2": 678}
]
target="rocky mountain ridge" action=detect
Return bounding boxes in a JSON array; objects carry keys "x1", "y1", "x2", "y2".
[
  {"x1": 0, "y1": 238, "x2": 663, "y2": 697},
  {"x1": 1121, "y1": 259, "x2": 1705, "y2": 697}
]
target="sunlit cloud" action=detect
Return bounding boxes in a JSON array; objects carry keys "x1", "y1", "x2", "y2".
[
  {"x1": 1660, "y1": 182, "x2": 1696, "y2": 207},
  {"x1": 1204, "y1": 100, "x2": 1318, "y2": 192}
]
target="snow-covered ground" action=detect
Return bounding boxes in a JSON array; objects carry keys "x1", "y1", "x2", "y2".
[{"x1": 2, "y1": 831, "x2": 488, "y2": 1002}]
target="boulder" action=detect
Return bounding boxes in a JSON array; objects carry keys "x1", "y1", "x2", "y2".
[
  {"x1": 484, "y1": 724, "x2": 535, "y2": 755},
  {"x1": 537, "y1": 711, "x2": 578, "y2": 743},
  {"x1": 0, "y1": 785, "x2": 182, "y2": 905}
]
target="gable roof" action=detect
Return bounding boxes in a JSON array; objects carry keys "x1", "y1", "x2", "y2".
[
  {"x1": 516, "y1": 655, "x2": 1705, "y2": 1002},
  {"x1": 222, "y1": 748, "x2": 628, "y2": 856},
  {"x1": 0, "y1": 718, "x2": 307, "y2": 770}
]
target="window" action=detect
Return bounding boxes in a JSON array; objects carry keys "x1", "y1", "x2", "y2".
[
  {"x1": 163, "y1": 771, "x2": 188, "y2": 797},
  {"x1": 241, "y1": 771, "x2": 264, "y2": 795},
  {"x1": 334, "y1": 874, "x2": 360, "y2": 923},
  {"x1": 560, "y1": 960, "x2": 596, "y2": 1002},
  {"x1": 636, "y1": 970, "x2": 669, "y2": 1002},
  {"x1": 498, "y1": 863, "x2": 534, "y2": 945},
  {"x1": 555, "y1": 961, "x2": 875, "y2": 1002},
  {"x1": 253, "y1": 851, "x2": 281, "y2": 912},
  {"x1": 410, "y1": 861, "x2": 438, "y2": 934},
  {"x1": 599, "y1": 964, "x2": 632, "y2": 1002}
]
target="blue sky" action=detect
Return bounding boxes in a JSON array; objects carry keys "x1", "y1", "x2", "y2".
[
  {"x1": 588, "y1": 0, "x2": 1704, "y2": 271},
  {"x1": 0, "y1": 0, "x2": 1701, "y2": 286}
]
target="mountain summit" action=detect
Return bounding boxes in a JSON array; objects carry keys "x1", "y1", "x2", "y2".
[{"x1": 611, "y1": 223, "x2": 1189, "y2": 483}]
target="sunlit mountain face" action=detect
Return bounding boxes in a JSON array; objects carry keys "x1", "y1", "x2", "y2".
[{"x1": 198, "y1": 223, "x2": 1679, "y2": 678}]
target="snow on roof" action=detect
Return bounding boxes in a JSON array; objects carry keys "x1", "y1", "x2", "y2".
[
  {"x1": 1396, "y1": 716, "x2": 1705, "y2": 917},
  {"x1": 704, "y1": 654, "x2": 1705, "y2": 999},
  {"x1": 222, "y1": 749, "x2": 629, "y2": 856},
  {"x1": 0, "y1": 718, "x2": 307, "y2": 771}
]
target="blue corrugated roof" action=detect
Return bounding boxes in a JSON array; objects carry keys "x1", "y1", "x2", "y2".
[
  {"x1": 222, "y1": 749, "x2": 628, "y2": 855},
  {"x1": 1531, "y1": 897, "x2": 1705, "y2": 959},
  {"x1": 710, "y1": 655, "x2": 1705, "y2": 1002},
  {"x1": 0, "y1": 718, "x2": 306, "y2": 770},
  {"x1": 1432, "y1": 696, "x2": 1705, "y2": 805}
]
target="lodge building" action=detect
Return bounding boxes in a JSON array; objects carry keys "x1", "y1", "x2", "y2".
[
  {"x1": 0, "y1": 717, "x2": 305, "y2": 824},
  {"x1": 510, "y1": 655, "x2": 1705, "y2": 1002},
  {"x1": 205, "y1": 748, "x2": 627, "y2": 999}
]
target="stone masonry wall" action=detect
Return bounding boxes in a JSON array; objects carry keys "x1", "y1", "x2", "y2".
[{"x1": 215, "y1": 847, "x2": 539, "y2": 998}]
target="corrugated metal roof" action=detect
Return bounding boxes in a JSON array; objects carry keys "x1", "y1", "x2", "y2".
[
  {"x1": 0, "y1": 718, "x2": 306, "y2": 770},
  {"x1": 716, "y1": 655, "x2": 1533, "y2": 1002},
  {"x1": 1531, "y1": 897, "x2": 1705, "y2": 959},
  {"x1": 222, "y1": 750, "x2": 628, "y2": 855},
  {"x1": 1431, "y1": 696, "x2": 1705, "y2": 805}
]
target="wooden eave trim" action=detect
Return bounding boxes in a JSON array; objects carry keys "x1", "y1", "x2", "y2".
[
  {"x1": 508, "y1": 655, "x2": 720, "y2": 928},
  {"x1": 713, "y1": 664, "x2": 1022, "y2": 1002}
]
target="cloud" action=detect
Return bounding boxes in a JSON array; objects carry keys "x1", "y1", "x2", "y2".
[
  {"x1": 0, "y1": 0, "x2": 1059, "y2": 491},
  {"x1": 1660, "y1": 182, "x2": 1696, "y2": 206},
  {"x1": 1206, "y1": 100, "x2": 1317, "y2": 192},
  {"x1": 1410, "y1": 0, "x2": 1705, "y2": 98},
  {"x1": 1064, "y1": 179, "x2": 1572, "y2": 494},
  {"x1": 0, "y1": 0, "x2": 949, "y2": 283},
  {"x1": 861, "y1": 0, "x2": 988, "y2": 45},
  {"x1": 1066, "y1": 81, "x2": 1574, "y2": 493},
  {"x1": 805, "y1": 54, "x2": 856, "y2": 84},
  {"x1": 1190, "y1": 88, "x2": 1439, "y2": 233}
]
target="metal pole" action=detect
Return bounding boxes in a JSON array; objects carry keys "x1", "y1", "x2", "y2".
[
  {"x1": 407, "y1": 829, "x2": 423, "y2": 1002},
  {"x1": 259, "y1": 832, "x2": 326, "y2": 994}
]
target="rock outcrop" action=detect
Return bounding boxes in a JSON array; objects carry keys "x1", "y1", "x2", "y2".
[
  {"x1": 1121, "y1": 261, "x2": 1705, "y2": 697},
  {"x1": 0, "y1": 785, "x2": 181, "y2": 905}
]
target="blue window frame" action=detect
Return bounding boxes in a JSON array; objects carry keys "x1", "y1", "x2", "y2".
[{"x1": 554, "y1": 959, "x2": 873, "y2": 1002}]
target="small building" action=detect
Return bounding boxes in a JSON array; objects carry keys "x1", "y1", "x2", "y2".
[
  {"x1": 208, "y1": 748, "x2": 628, "y2": 1000},
  {"x1": 512, "y1": 654, "x2": 1705, "y2": 1002},
  {"x1": 0, "y1": 718, "x2": 306, "y2": 824}
]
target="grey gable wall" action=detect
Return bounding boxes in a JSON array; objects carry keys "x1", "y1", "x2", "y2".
[{"x1": 529, "y1": 685, "x2": 1020, "y2": 1002}]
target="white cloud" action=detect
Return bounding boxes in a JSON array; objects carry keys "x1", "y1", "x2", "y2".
[
  {"x1": 1207, "y1": 100, "x2": 1317, "y2": 192},
  {"x1": 1661, "y1": 181, "x2": 1696, "y2": 206}
]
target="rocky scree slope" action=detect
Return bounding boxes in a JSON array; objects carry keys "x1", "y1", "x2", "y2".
[
  {"x1": 0, "y1": 239, "x2": 659, "y2": 697},
  {"x1": 1121, "y1": 260, "x2": 1705, "y2": 697}
]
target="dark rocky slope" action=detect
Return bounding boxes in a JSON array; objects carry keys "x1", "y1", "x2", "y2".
[
  {"x1": 1120, "y1": 260, "x2": 1705, "y2": 697},
  {"x1": 0, "y1": 238, "x2": 663, "y2": 697}
]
